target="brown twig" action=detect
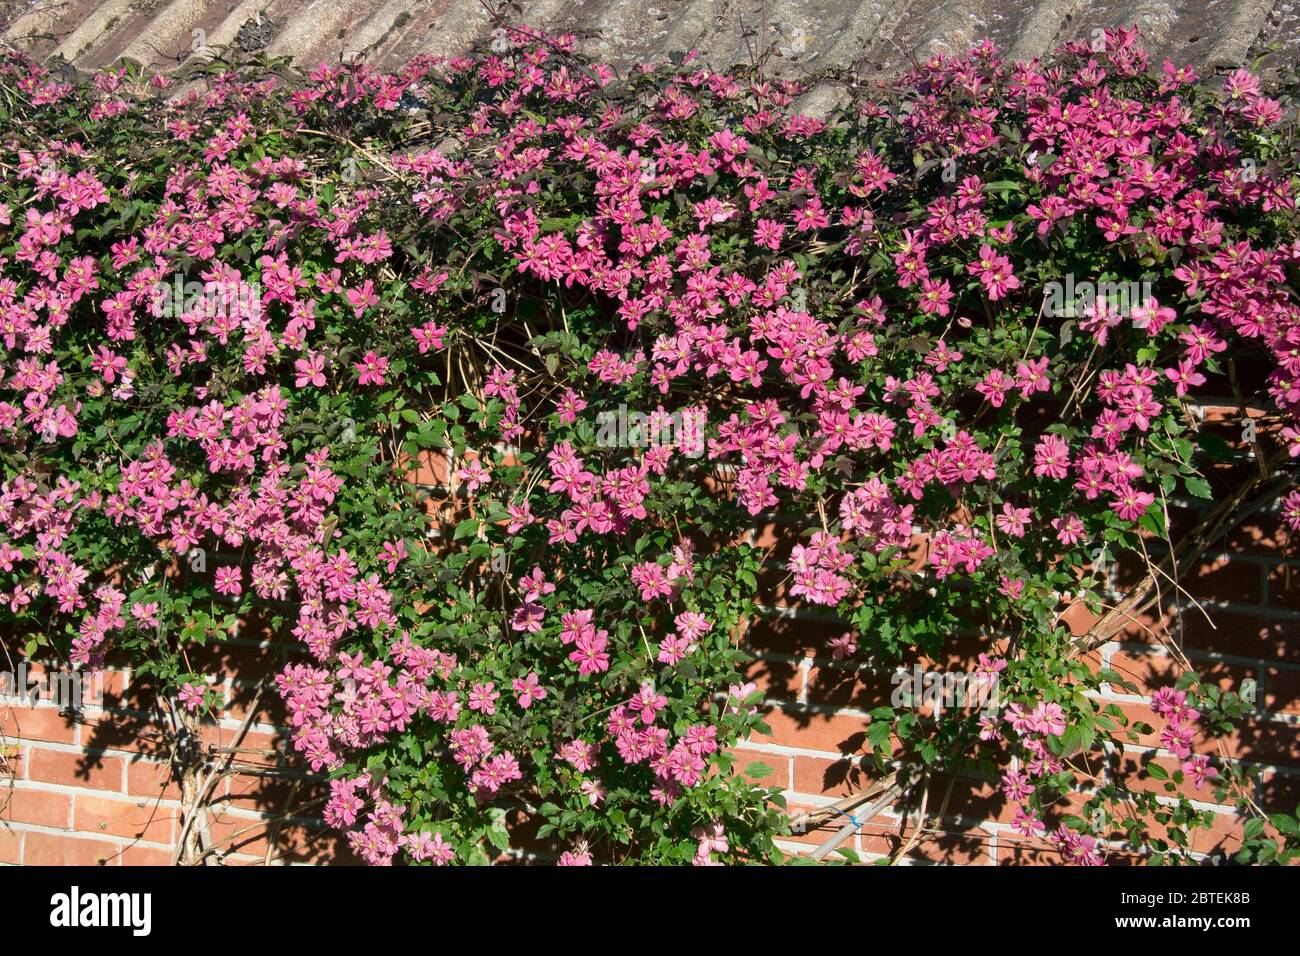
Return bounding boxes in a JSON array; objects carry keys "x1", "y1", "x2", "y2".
[{"x1": 1065, "y1": 448, "x2": 1293, "y2": 659}]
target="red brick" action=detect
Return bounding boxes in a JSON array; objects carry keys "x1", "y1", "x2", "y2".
[
  {"x1": 749, "y1": 705, "x2": 870, "y2": 755},
  {"x1": 1185, "y1": 556, "x2": 1262, "y2": 604},
  {"x1": 929, "y1": 773, "x2": 1017, "y2": 824},
  {"x1": 741, "y1": 656, "x2": 801, "y2": 702},
  {"x1": 0, "y1": 705, "x2": 79, "y2": 745},
  {"x1": 102, "y1": 674, "x2": 161, "y2": 714},
  {"x1": 188, "y1": 638, "x2": 282, "y2": 682},
  {"x1": 791, "y1": 751, "x2": 909, "y2": 801},
  {"x1": 404, "y1": 449, "x2": 449, "y2": 486},
  {"x1": 1187, "y1": 812, "x2": 1252, "y2": 858},
  {"x1": 204, "y1": 808, "x2": 272, "y2": 858},
  {"x1": 1, "y1": 745, "x2": 23, "y2": 780},
  {"x1": 23, "y1": 831, "x2": 119, "y2": 866},
  {"x1": 3, "y1": 458, "x2": 1294, "y2": 871},
  {"x1": 1180, "y1": 609, "x2": 1299, "y2": 661},
  {"x1": 1103, "y1": 650, "x2": 1176, "y2": 696},
  {"x1": 268, "y1": 826, "x2": 362, "y2": 865},
  {"x1": 805, "y1": 665, "x2": 895, "y2": 711},
  {"x1": 0, "y1": 826, "x2": 20, "y2": 864},
  {"x1": 1224, "y1": 514, "x2": 1292, "y2": 555},
  {"x1": 215, "y1": 727, "x2": 289, "y2": 769},
  {"x1": 750, "y1": 519, "x2": 803, "y2": 557},
  {"x1": 224, "y1": 772, "x2": 324, "y2": 811},
  {"x1": 99, "y1": 670, "x2": 131, "y2": 699},
  {"x1": 1267, "y1": 564, "x2": 1300, "y2": 610},
  {"x1": 119, "y1": 844, "x2": 175, "y2": 865},
  {"x1": 1261, "y1": 667, "x2": 1300, "y2": 715},
  {"x1": 756, "y1": 568, "x2": 794, "y2": 606},
  {"x1": 998, "y1": 835, "x2": 1068, "y2": 865},
  {"x1": 857, "y1": 823, "x2": 907, "y2": 859},
  {"x1": 919, "y1": 631, "x2": 1009, "y2": 671},
  {"x1": 1112, "y1": 608, "x2": 1167, "y2": 646},
  {"x1": 729, "y1": 748, "x2": 789, "y2": 789},
  {"x1": 1107, "y1": 650, "x2": 1256, "y2": 699},
  {"x1": 1113, "y1": 699, "x2": 1298, "y2": 766},
  {"x1": 1208, "y1": 720, "x2": 1300, "y2": 767},
  {"x1": 73, "y1": 710, "x2": 166, "y2": 756},
  {"x1": 1059, "y1": 601, "x2": 1099, "y2": 636},
  {"x1": 793, "y1": 755, "x2": 873, "y2": 798},
  {"x1": 1196, "y1": 404, "x2": 1246, "y2": 424},
  {"x1": 745, "y1": 615, "x2": 843, "y2": 658},
  {"x1": 61, "y1": 667, "x2": 130, "y2": 702},
  {"x1": 126, "y1": 758, "x2": 183, "y2": 801},
  {"x1": 904, "y1": 825, "x2": 991, "y2": 865},
  {"x1": 1257, "y1": 768, "x2": 1300, "y2": 814},
  {"x1": 74, "y1": 793, "x2": 177, "y2": 843},
  {"x1": 0, "y1": 786, "x2": 72, "y2": 828},
  {"x1": 27, "y1": 748, "x2": 124, "y2": 792},
  {"x1": 226, "y1": 682, "x2": 290, "y2": 725}
]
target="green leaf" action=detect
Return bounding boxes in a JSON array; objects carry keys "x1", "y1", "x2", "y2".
[
  {"x1": 1184, "y1": 475, "x2": 1213, "y2": 499},
  {"x1": 1195, "y1": 432, "x2": 1234, "y2": 463},
  {"x1": 866, "y1": 720, "x2": 893, "y2": 751}
]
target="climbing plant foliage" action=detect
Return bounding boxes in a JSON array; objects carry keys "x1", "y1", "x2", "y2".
[{"x1": 2, "y1": 25, "x2": 1299, "y2": 865}]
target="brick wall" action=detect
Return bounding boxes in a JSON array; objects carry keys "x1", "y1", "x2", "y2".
[
  {"x1": 2, "y1": 409, "x2": 1297, "y2": 865},
  {"x1": 0, "y1": 655, "x2": 355, "y2": 865},
  {"x1": 738, "y1": 402, "x2": 1299, "y2": 864}
]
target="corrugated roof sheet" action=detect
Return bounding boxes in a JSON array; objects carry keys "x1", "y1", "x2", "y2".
[{"x1": 0, "y1": 0, "x2": 1294, "y2": 80}]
